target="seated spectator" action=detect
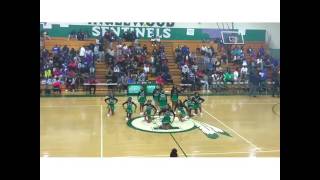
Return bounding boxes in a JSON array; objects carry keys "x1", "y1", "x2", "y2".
[
  {"x1": 233, "y1": 69, "x2": 239, "y2": 82},
  {"x1": 258, "y1": 46, "x2": 265, "y2": 57},
  {"x1": 127, "y1": 75, "x2": 136, "y2": 84},
  {"x1": 181, "y1": 64, "x2": 190, "y2": 77},
  {"x1": 44, "y1": 68, "x2": 52, "y2": 79},
  {"x1": 52, "y1": 45, "x2": 60, "y2": 55},
  {"x1": 156, "y1": 74, "x2": 165, "y2": 86},
  {"x1": 79, "y1": 46, "x2": 85, "y2": 59},
  {"x1": 143, "y1": 63, "x2": 150, "y2": 74},
  {"x1": 42, "y1": 31, "x2": 51, "y2": 40},
  {"x1": 223, "y1": 70, "x2": 234, "y2": 83},
  {"x1": 162, "y1": 72, "x2": 172, "y2": 83},
  {"x1": 240, "y1": 65, "x2": 248, "y2": 81},
  {"x1": 137, "y1": 71, "x2": 146, "y2": 84}
]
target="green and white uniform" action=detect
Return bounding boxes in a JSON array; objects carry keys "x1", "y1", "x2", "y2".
[
  {"x1": 138, "y1": 90, "x2": 146, "y2": 104},
  {"x1": 185, "y1": 99, "x2": 194, "y2": 109},
  {"x1": 193, "y1": 96, "x2": 204, "y2": 109},
  {"x1": 144, "y1": 104, "x2": 156, "y2": 117},
  {"x1": 126, "y1": 102, "x2": 134, "y2": 114},
  {"x1": 171, "y1": 89, "x2": 179, "y2": 103},
  {"x1": 177, "y1": 106, "x2": 187, "y2": 117},
  {"x1": 158, "y1": 93, "x2": 167, "y2": 109},
  {"x1": 107, "y1": 98, "x2": 116, "y2": 111},
  {"x1": 152, "y1": 89, "x2": 160, "y2": 104},
  {"x1": 162, "y1": 111, "x2": 172, "y2": 125}
]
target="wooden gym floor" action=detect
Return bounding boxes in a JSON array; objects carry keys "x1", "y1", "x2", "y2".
[{"x1": 40, "y1": 96, "x2": 280, "y2": 157}]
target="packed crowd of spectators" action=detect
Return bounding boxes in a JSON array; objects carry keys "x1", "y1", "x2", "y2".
[
  {"x1": 104, "y1": 39, "x2": 172, "y2": 90},
  {"x1": 175, "y1": 42, "x2": 280, "y2": 93},
  {"x1": 40, "y1": 42, "x2": 99, "y2": 94}
]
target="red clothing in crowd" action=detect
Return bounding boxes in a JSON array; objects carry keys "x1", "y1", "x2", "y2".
[
  {"x1": 89, "y1": 78, "x2": 97, "y2": 84},
  {"x1": 68, "y1": 61, "x2": 77, "y2": 69},
  {"x1": 156, "y1": 76, "x2": 165, "y2": 86},
  {"x1": 52, "y1": 81, "x2": 61, "y2": 88},
  {"x1": 68, "y1": 70, "x2": 76, "y2": 78},
  {"x1": 196, "y1": 70, "x2": 204, "y2": 78}
]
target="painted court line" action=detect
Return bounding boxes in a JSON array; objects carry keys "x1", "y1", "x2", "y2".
[
  {"x1": 202, "y1": 108, "x2": 260, "y2": 150},
  {"x1": 100, "y1": 104, "x2": 103, "y2": 158},
  {"x1": 119, "y1": 150, "x2": 280, "y2": 157}
]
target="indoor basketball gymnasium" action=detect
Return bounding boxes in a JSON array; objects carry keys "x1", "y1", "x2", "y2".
[{"x1": 40, "y1": 22, "x2": 280, "y2": 157}]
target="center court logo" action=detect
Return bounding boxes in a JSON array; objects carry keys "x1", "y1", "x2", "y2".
[{"x1": 127, "y1": 116, "x2": 231, "y2": 139}]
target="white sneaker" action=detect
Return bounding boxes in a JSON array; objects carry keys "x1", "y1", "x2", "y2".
[
  {"x1": 140, "y1": 112, "x2": 143, "y2": 115},
  {"x1": 125, "y1": 117, "x2": 128, "y2": 121},
  {"x1": 107, "y1": 114, "x2": 110, "y2": 117}
]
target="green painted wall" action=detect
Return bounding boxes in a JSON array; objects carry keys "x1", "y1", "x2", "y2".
[{"x1": 244, "y1": 29, "x2": 266, "y2": 42}]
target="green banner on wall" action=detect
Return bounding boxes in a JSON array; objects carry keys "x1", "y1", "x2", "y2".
[{"x1": 40, "y1": 24, "x2": 210, "y2": 40}]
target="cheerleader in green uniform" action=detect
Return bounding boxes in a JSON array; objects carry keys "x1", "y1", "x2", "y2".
[
  {"x1": 137, "y1": 87, "x2": 147, "y2": 115},
  {"x1": 176, "y1": 100, "x2": 188, "y2": 122},
  {"x1": 183, "y1": 95, "x2": 196, "y2": 117},
  {"x1": 104, "y1": 94, "x2": 118, "y2": 117},
  {"x1": 142, "y1": 99, "x2": 157, "y2": 123},
  {"x1": 152, "y1": 86, "x2": 161, "y2": 107},
  {"x1": 170, "y1": 85, "x2": 182, "y2": 111},
  {"x1": 192, "y1": 92, "x2": 205, "y2": 115},
  {"x1": 158, "y1": 90, "x2": 168, "y2": 111},
  {"x1": 122, "y1": 97, "x2": 137, "y2": 121},
  {"x1": 158, "y1": 104, "x2": 175, "y2": 130}
]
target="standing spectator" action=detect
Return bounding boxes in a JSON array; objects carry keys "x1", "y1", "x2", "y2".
[
  {"x1": 120, "y1": 73, "x2": 128, "y2": 91},
  {"x1": 52, "y1": 78, "x2": 61, "y2": 94},
  {"x1": 68, "y1": 30, "x2": 77, "y2": 40},
  {"x1": 271, "y1": 67, "x2": 280, "y2": 97},
  {"x1": 201, "y1": 74, "x2": 209, "y2": 91},
  {"x1": 88, "y1": 76, "x2": 97, "y2": 95},
  {"x1": 249, "y1": 70, "x2": 259, "y2": 97},
  {"x1": 89, "y1": 64, "x2": 95, "y2": 76}
]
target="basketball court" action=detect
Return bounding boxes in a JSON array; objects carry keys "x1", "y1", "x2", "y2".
[{"x1": 40, "y1": 95, "x2": 280, "y2": 157}]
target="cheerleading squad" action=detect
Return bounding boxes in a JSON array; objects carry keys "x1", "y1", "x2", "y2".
[{"x1": 104, "y1": 85, "x2": 205, "y2": 130}]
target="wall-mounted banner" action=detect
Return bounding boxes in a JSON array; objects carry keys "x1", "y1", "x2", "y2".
[
  {"x1": 92, "y1": 26, "x2": 171, "y2": 39},
  {"x1": 40, "y1": 23, "x2": 266, "y2": 42}
]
